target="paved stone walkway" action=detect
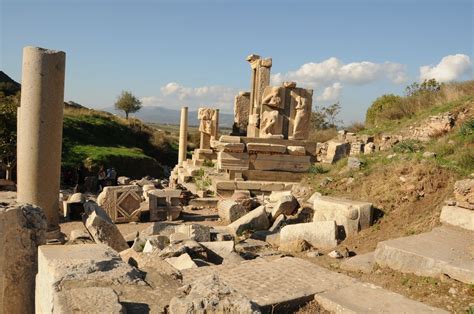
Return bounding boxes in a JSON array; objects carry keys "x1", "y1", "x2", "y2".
[{"x1": 181, "y1": 257, "x2": 446, "y2": 312}]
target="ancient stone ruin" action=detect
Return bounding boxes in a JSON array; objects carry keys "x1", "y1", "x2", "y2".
[{"x1": 1, "y1": 48, "x2": 472, "y2": 313}]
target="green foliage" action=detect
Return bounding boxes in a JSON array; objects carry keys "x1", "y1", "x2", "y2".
[
  {"x1": 202, "y1": 159, "x2": 215, "y2": 167},
  {"x1": 405, "y1": 79, "x2": 441, "y2": 97},
  {"x1": 114, "y1": 90, "x2": 142, "y2": 119},
  {"x1": 193, "y1": 167, "x2": 211, "y2": 190},
  {"x1": 393, "y1": 140, "x2": 424, "y2": 154},
  {"x1": 365, "y1": 94, "x2": 403, "y2": 127},
  {"x1": 308, "y1": 164, "x2": 329, "y2": 174},
  {"x1": 459, "y1": 118, "x2": 474, "y2": 137},
  {"x1": 0, "y1": 91, "x2": 20, "y2": 164}
]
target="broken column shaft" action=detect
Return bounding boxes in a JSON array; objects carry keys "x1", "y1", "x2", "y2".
[
  {"x1": 178, "y1": 106, "x2": 188, "y2": 165},
  {"x1": 17, "y1": 46, "x2": 66, "y2": 234}
]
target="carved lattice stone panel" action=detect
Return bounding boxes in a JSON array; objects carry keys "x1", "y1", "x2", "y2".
[{"x1": 97, "y1": 185, "x2": 143, "y2": 223}]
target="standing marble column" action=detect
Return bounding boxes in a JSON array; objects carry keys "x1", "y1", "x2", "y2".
[
  {"x1": 178, "y1": 107, "x2": 188, "y2": 165},
  {"x1": 17, "y1": 46, "x2": 66, "y2": 236}
]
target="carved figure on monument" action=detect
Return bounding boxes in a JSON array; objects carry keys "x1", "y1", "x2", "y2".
[
  {"x1": 198, "y1": 107, "x2": 216, "y2": 149},
  {"x1": 260, "y1": 110, "x2": 280, "y2": 137},
  {"x1": 198, "y1": 108, "x2": 215, "y2": 135},
  {"x1": 290, "y1": 89, "x2": 313, "y2": 140},
  {"x1": 261, "y1": 86, "x2": 284, "y2": 109}
]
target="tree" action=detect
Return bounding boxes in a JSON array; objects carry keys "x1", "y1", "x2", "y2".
[
  {"x1": 114, "y1": 91, "x2": 142, "y2": 119},
  {"x1": 405, "y1": 79, "x2": 441, "y2": 97},
  {"x1": 0, "y1": 91, "x2": 20, "y2": 180},
  {"x1": 311, "y1": 102, "x2": 342, "y2": 130}
]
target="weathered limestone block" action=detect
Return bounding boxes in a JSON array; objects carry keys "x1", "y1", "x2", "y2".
[
  {"x1": 349, "y1": 142, "x2": 363, "y2": 156},
  {"x1": 140, "y1": 221, "x2": 180, "y2": 238},
  {"x1": 165, "y1": 253, "x2": 198, "y2": 270},
  {"x1": 280, "y1": 221, "x2": 338, "y2": 249},
  {"x1": 410, "y1": 113, "x2": 454, "y2": 141},
  {"x1": 83, "y1": 202, "x2": 129, "y2": 252},
  {"x1": 250, "y1": 154, "x2": 311, "y2": 172},
  {"x1": 200, "y1": 241, "x2": 240, "y2": 264},
  {"x1": 213, "y1": 141, "x2": 245, "y2": 153},
  {"x1": 175, "y1": 224, "x2": 211, "y2": 242},
  {"x1": 54, "y1": 287, "x2": 125, "y2": 313},
  {"x1": 228, "y1": 206, "x2": 270, "y2": 235},
  {"x1": 454, "y1": 179, "x2": 473, "y2": 205},
  {"x1": 97, "y1": 185, "x2": 143, "y2": 223},
  {"x1": 246, "y1": 142, "x2": 286, "y2": 154},
  {"x1": 323, "y1": 141, "x2": 350, "y2": 164},
  {"x1": 270, "y1": 194, "x2": 299, "y2": 219},
  {"x1": 440, "y1": 206, "x2": 474, "y2": 231},
  {"x1": 169, "y1": 274, "x2": 260, "y2": 314},
  {"x1": 313, "y1": 196, "x2": 373, "y2": 237},
  {"x1": 217, "y1": 151, "x2": 250, "y2": 171},
  {"x1": 219, "y1": 135, "x2": 241, "y2": 143},
  {"x1": 218, "y1": 200, "x2": 247, "y2": 223},
  {"x1": 0, "y1": 202, "x2": 46, "y2": 313},
  {"x1": 287, "y1": 146, "x2": 306, "y2": 156},
  {"x1": 364, "y1": 142, "x2": 376, "y2": 154},
  {"x1": 148, "y1": 189, "x2": 182, "y2": 222},
  {"x1": 35, "y1": 244, "x2": 145, "y2": 314},
  {"x1": 143, "y1": 235, "x2": 170, "y2": 253},
  {"x1": 340, "y1": 252, "x2": 375, "y2": 274},
  {"x1": 232, "y1": 91, "x2": 251, "y2": 136}
]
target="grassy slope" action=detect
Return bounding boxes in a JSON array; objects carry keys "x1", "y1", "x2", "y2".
[
  {"x1": 62, "y1": 107, "x2": 178, "y2": 178},
  {"x1": 304, "y1": 83, "x2": 473, "y2": 253}
]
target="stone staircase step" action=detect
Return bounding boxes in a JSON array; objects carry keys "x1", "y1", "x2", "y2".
[{"x1": 374, "y1": 226, "x2": 474, "y2": 284}]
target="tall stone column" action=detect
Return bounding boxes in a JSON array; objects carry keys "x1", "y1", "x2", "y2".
[
  {"x1": 17, "y1": 46, "x2": 66, "y2": 237},
  {"x1": 211, "y1": 109, "x2": 219, "y2": 140},
  {"x1": 178, "y1": 107, "x2": 188, "y2": 165}
]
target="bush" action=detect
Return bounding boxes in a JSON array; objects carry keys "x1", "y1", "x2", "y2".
[{"x1": 365, "y1": 94, "x2": 403, "y2": 127}]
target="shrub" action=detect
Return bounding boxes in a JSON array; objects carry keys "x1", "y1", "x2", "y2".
[
  {"x1": 308, "y1": 164, "x2": 329, "y2": 174},
  {"x1": 365, "y1": 94, "x2": 403, "y2": 127},
  {"x1": 393, "y1": 140, "x2": 424, "y2": 153}
]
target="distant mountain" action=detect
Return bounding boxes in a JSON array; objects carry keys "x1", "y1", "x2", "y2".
[
  {"x1": 102, "y1": 106, "x2": 234, "y2": 127},
  {"x1": 0, "y1": 71, "x2": 21, "y2": 95}
]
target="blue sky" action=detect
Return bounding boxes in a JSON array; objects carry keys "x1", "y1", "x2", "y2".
[{"x1": 1, "y1": 0, "x2": 472, "y2": 123}]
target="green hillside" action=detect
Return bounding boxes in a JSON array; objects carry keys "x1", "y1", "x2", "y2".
[{"x1": 62, "y1": 106, "x2": 180, "y2": 178}]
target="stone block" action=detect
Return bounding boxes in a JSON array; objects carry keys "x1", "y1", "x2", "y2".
[
  {"x1": 374, "y1": 226, "x2": 474, "y2": 284},
  {"x1": 97, "y1": 185, "x2": 143, "y2": 223},
  {"x1": 228, "y1": 206, "x2": 270, "y2": 235},
  {"x1": 143, "y1": 235, "x2": 170, "y2": 253},
  {"x1": 313, "y1": 196, "x2": 373, "y2": 237},
  {"x1": 165, "y1": 253, "x2": 198, "y2": 270},
  {"x1": 270, "y1": 194, "x2": 299, "y2": 219},
  {"x1": 140, "y1": 221, "x2": 180, "y2": 237},
  {"x1": 219, "y1": 135, "x2": 242, "y2": 143},
  {"x1": 323, "y1": 141, "x2": 350, "y2": 164},
  {"x1": 280, "y1": 221, "x2": 337, "y2": 249},
  {"x1": 148, "y1": 189, "x2": 182, "y2": 222},
  {"x1": 246, "y1": 143, "x2": 287, "y2": 154},
  {"x1": 83, "y1": 202, "x2": 129, "y2": 252},
  {"x1": 200, "y1": 241, "x2": 241, "y2": 264},
  {"x1": 54, "y1": 287, "x2": 125, "y2": 313},
  {"x1": 0, "y1": 202, "x2": 46, "y2": 313},
  {"x1": 169, "y1": 274, "x2": 259, "y2": 314},
  {"x1": 454, "y1": 179, "x2": 473, "y2": 205},
  {"x1": 175, "y1": 224, "x2": 211, "y2": 242},
  {"x1": 440, "y1": 205, "x2": 473, "y2": 231},
  {"x1": 287, "y1": 146, "x2": 306, "y2": 156},
  {"x1": 250, "y1": 154, "x2": 311, "y2": 172},
  {"x1": 35, "y1": 244, "x2": 146, "y2": 313},
  {"x1": 260, "y1": 182, "x2": 285, "y2": 191},
  {"x1": 214, "y1": 142, "x2": 245, "y2": 153},
  {"x1": 218, "y1": 200, "x2": 247, "y2": 223},
  {"x1": 217, "y1": 151, "x2": 250, "y2": 171}
]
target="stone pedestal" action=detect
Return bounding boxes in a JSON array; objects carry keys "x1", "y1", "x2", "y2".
[
  {"x1": 17, "y1": 46, "x2": 66, "y2": 233},
  {"x1": 178, "y1": 107, "x2": 188, "y2": 165}
]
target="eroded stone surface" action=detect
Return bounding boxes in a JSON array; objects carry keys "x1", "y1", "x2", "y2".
[
  {"x1": 280, "y1": 221, "x2": 338, "y2": 249},
  {"x1": 0, "y1": 202, "x2": 46, "y2": 313}
]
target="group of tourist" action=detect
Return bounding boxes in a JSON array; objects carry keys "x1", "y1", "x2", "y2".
[{"x1": 73, "y1": 165, "x2": 118, "y2": 193}]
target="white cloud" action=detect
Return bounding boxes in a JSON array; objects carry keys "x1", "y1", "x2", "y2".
[
  {"x1": 316, "y1": 82, "x2": 343, "y2": 103},
  {"x1": 271, "y1": 57, "x2": 407, "y2": 87},
  {"x1": 141, "y1": 82, "x2": 238, "y2": 112},
  {"x1": 419, "y1": 54, "x2": 472, "y2": 82}
]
